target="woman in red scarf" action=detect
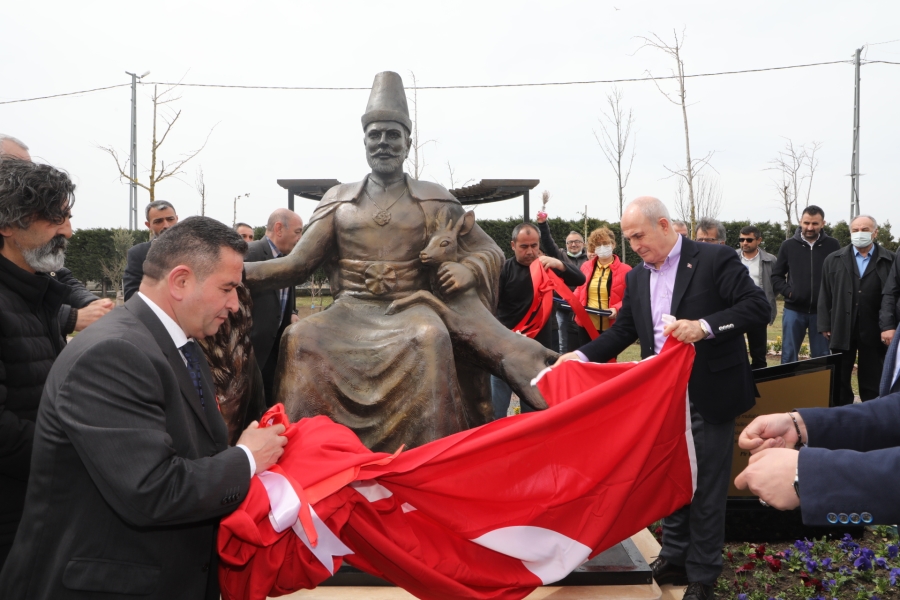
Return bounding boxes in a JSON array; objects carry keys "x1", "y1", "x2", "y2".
[{"x1": 572, "y1": 227, "x2": 631, "y2": 348}]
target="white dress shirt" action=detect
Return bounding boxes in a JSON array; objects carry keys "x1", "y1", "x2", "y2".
[{"x1": 137, "y1": 292, "x2": 257, "y2": 476}]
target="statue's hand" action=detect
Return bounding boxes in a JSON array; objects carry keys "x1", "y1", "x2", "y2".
[{"x1": 437, "y1": 262, "x2": 475, "y2": 296}]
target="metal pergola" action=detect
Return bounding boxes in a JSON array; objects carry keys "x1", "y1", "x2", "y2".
[{"x1": 277, "y1": 178, "x2": 540, "y2": 221}]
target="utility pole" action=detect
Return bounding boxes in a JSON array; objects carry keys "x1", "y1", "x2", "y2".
[
  {"x1": 850, "y1": 48, "x2": 862, "y2": 221},
  {"x1": 233, "y1": 193, "x2": 249, "y2": 227},
  {"x1": 125, "y1": 70, "x2": 149, "y2": 230}
]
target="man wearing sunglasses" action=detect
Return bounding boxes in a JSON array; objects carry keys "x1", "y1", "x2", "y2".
[{"x1": 736, "y1": 226, "x2": 778, "y2": 369}]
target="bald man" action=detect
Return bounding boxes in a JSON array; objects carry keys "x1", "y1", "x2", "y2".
[
  {"x1": 557, "y1": 197, "x2": 769, "y2": 600},
  {"x1": 245, "y1": 208, "x2": 304, "y2": 405},
  {"x1": 0, "y1": 135, "x2": 31, "y2": 161}
]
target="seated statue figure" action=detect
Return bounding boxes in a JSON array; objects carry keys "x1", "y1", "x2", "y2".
[{"x1": 244, "y1": 72, "x2": 555, "y2": 451}]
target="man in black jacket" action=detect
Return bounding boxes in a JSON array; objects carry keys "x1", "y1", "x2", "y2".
[
  {"x1": 0, "y1": 134, "x2": 114, "y2": 332},
  {"x1": 770, "y1": 205, "x2": 840, "y2": 363},
  {"x1": 123, "y1": 200, "x2": 179, "y2": 301},
  {"x1": 818, "y1": 215, "x2": 895, "y2": 404},
  {"x1": 0, "y1": 159, "x2": 78, "y2": 567},
  {"x1": 492, "y1": 223, "x2": 585, "y2": 418},
  {"x1": 882, "y1": 255, "x2": 900, "y2": 348}
]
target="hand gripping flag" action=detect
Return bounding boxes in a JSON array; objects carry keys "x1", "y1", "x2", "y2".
[
  {"x1": 511, "y1": 259, "x2": 600, "y2": 340},
  {"x1": 218, "y1": 339, "x2": 697, "y2": 600}
]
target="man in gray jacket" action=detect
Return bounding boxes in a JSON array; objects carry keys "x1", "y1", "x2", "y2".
[{"x1": 737, "y1": 225, "x2": 778, "y2": 369}]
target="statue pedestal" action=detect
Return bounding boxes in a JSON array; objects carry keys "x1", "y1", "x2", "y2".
[{"x1": 273, "y1": 529, "x2": 687, "y2": 600}]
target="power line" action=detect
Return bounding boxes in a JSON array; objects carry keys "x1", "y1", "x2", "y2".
[
  {"x1": 3, "y1": 58, "x2": 894, "y2": 105},
  {"x1": 0, "y1": 83, "x2": 130, "y2": 105}
]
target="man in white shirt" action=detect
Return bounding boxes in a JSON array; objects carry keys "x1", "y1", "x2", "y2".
[{"x1": 0, "y1": 216, "x2": 287, "y2": 600}]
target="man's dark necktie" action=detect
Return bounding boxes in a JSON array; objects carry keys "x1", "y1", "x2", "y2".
[{"x1": 180, "y1": 341, "x2": 206, "y2": 409}]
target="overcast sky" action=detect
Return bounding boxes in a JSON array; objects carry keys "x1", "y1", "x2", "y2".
[{"x1": 2, "y1": 1, "x2": 898, "y2": 238}]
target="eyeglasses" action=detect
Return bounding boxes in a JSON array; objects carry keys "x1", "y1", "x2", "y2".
[
  {"x1": 566, "y1": 240, "x2": 584, "y2": 245},
  {"x1": 739, "y1": 237, "x2": 757, "y2": 243}
]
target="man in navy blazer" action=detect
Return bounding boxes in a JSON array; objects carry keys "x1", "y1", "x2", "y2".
[
  {"x1": 736, "y1": 332, "x2": 900, "y2": 525},
  {"x1": 556, "y1": 197, "x2": 770, "y2": 600}
]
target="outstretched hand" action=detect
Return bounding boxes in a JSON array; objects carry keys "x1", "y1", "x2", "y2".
[
  {"x1": 553, "y1": 352, "x2": 583, "y2": 367},
  {"x1": 75, "y1": 298, "x2": 115, "y2": 332}
]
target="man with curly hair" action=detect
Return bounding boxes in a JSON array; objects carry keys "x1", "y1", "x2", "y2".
[{"x1": 0, "y1": 158, "x2": 79, "y2": 567}]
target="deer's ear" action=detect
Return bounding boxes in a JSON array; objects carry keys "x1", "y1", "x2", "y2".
[{"x1": 457, "y1": 210, "x2": 475, "y2": 237}]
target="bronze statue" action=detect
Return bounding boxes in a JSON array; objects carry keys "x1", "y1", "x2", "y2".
[{"x1": 244, "y1": 72, "x2": 555, "y2": 451}]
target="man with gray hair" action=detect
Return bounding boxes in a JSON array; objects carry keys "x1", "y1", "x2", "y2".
[
  {"x1": 0, "y1": 135, "x2": 31, "y2": 161},
  {"x1": 818, "y1": 214, "x2": 895, "y2": 404},
  {"x1": 557, "y1": 196, "x2": 769, "y2": 600},
  {"x1": 123, "y1": 200, "x2": 179, "y2": 301},
  {"x1": 695, "y1": 217, "x2": 726, "y2": 244},
  {"x1": 245, "y1": 208, "x2": 303, "y2": 405}
]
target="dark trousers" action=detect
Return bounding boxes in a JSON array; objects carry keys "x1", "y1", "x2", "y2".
[
  {"x1": 490, "y1": 375, "x2": 536, "y2": 419},
  {"x1": 261, "y1": 338, "x2": 281, "y2": 407},
  {"x1": 659, "y1": 405, "x2": 735, "y2": 585},
  {"x1": 835, "y1": 332, "x2": 887, "y2": 406},
  {"x1": 745, "y1": 322, "x2": 769, "y2": 369}
]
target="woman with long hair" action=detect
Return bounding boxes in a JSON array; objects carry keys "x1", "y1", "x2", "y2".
[{"x1": 571, "y1": 227, "x2": 631, "y2": 349}]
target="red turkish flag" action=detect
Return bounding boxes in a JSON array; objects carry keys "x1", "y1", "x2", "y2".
[{"x1": 218, "y1": 339, "x2": 696, "y2": 600}]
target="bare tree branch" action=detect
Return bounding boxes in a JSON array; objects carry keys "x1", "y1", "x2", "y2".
[
  {"x1": 98, "y1": 80, "x2": 215, "y2": 209},
  {"x1": 636, "y1": 27, "x2": 709, "y2": 239},
  {"x1": 593, "y1": 86, "x2": 637, "y2": 260},
  {"x1": 195, "y1": 166, "x2": 206, "y2": 216}
]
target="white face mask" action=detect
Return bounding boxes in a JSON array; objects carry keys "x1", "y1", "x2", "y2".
[
  {"x1": 851, "y1": 231, "x2": 873, "y2": 248},
  {"x1": 595, "y1": 245, "x2": 614, "y2": 259}
]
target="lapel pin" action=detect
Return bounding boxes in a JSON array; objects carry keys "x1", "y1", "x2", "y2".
[{"x1": 687, "y1": 263, "x2": 692, "y2": 269}]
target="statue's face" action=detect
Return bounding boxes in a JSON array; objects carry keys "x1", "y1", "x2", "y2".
[{"x1": 364, "y1": 121, "x2": 411, "y2": 175}]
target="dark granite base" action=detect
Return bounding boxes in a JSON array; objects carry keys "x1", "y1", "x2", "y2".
[{"x1": 319, "y1": 538, "x2": 651, "y2": 587}]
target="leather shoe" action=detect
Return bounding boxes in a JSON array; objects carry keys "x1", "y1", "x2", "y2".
[
  {"x1": 649, "y1": 557, "x2": 688, "y2": 586},
  {"x1": 683, "y1": 582, "x2": 715, "y2": 600}
]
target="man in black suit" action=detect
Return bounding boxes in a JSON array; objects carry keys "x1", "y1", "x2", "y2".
[
  {"x1": 0, "y1": 217, "x2": 286, "y2": 600},
  {"x1": 245, "y1": 208, "x2": 304, "y2": 405},
  {"x1": 123, "y1": 200, "x2": 179, "y2": 301},
  {"x1": 557, "y1": 197, "x2": 770, "y2": 600}
]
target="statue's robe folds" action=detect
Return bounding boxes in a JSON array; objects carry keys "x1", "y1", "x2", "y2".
[{"x1": 273, "y1": 176, "x2": 504, "y2": 452}]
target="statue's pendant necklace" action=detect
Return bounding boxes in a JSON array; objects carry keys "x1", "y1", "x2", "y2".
[{"x1": 364, "y1": 182, "x2": 408, "y2": 226}]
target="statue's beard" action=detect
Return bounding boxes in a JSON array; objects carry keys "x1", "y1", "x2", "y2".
[
  {"x1": 367, "y1": 152, "x2": 406, "y2": 175},
  {"x1": 18, "y1": 234, "x2": 67, "y2": 272}
]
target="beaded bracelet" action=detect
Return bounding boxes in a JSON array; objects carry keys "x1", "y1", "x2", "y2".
[{"x1": 787, "y1": 412, "x2": 804, "y2": 449}]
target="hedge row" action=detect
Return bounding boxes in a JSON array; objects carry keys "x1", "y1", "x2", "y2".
[
  {"x1": 65, "y1": 218, "x2": 897, "y2": 286},
  {"x1": 477, "y1": 217, "x2": 899, "y2": 268}
]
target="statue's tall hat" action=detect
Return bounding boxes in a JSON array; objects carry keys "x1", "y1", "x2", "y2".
[{"x1": 361, "y1": 71, "x2": 412, "y2": 133}]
